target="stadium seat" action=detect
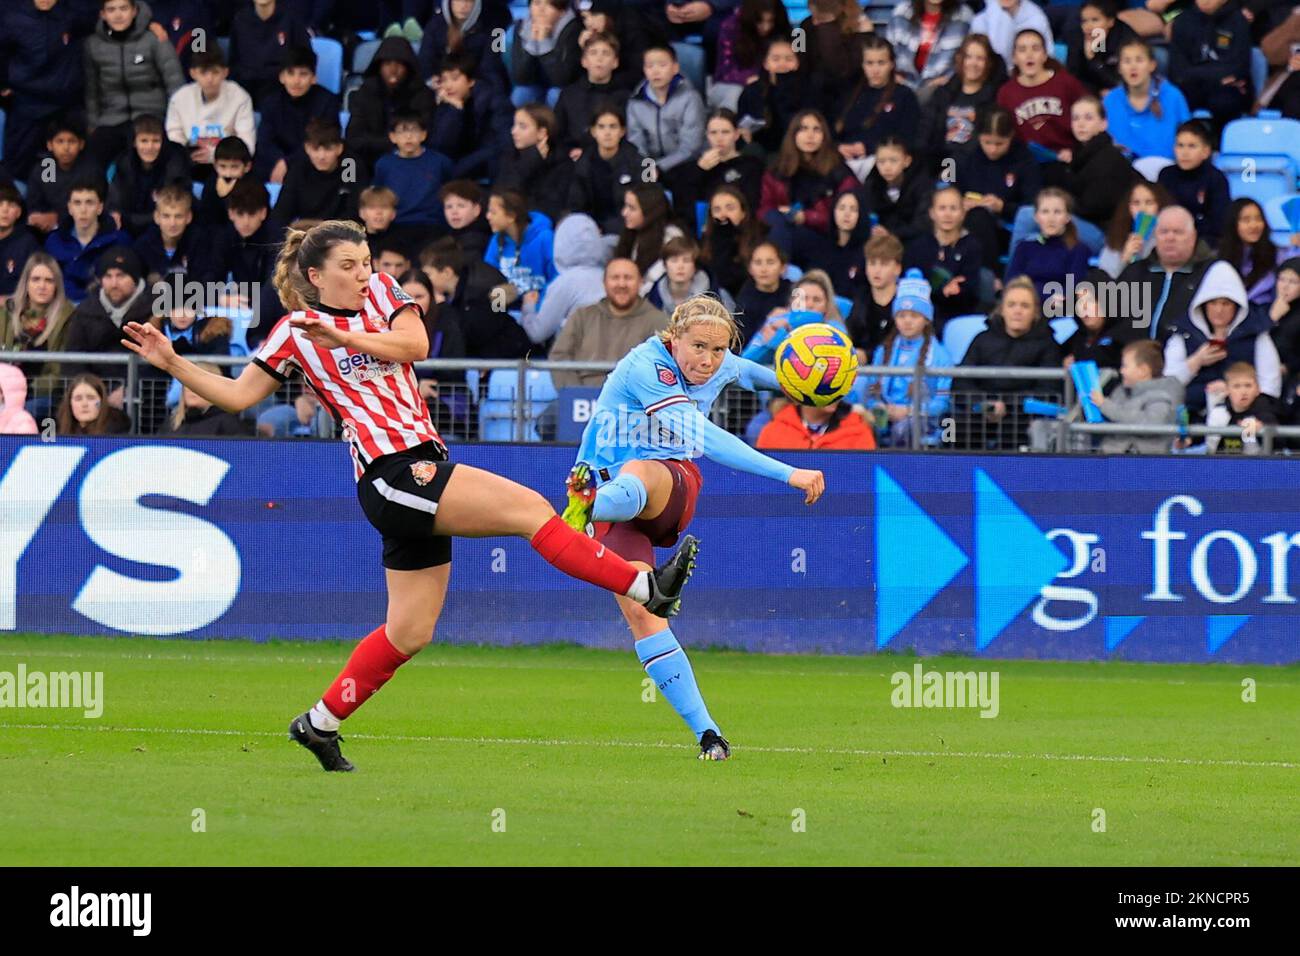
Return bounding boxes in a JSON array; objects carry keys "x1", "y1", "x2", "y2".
[
  {"x1": 695, "y1": 200, "x2": 708, "y2": 237},
  {"x1": 784, "y1": 263, "x2": 803, "y2": 281},
  {"x1": 786, "y1": 3, "x2": 810, "y2": 22},
  {"x1": 339, "y1": 110, "x2": 350, "y2": 136},
  {"x1": 481, "y1": 368, "x2": 556, "y2": 441},
  {"x1": 1132, "y1": 155, "x2": 1173, "y2": 182},
  {"x1": 1053, "y1": 42, "x2": 1067, "y2": 65},
  {"x1": 502, "y1": 25, "x2": 514, "y2": 77},
  {"x1": 1251, "y1": 48, "x2": 1268, "y2": 101},
  {"x1": 834, "y1": 295, "x2": 853, "y2": 319},
  {"x1": 673, "y1": 42, "x2": 706, "y2": 94},
  {"x1": 1266, "y1": 193, "x2": 1300, "y2": 247},
  {"x1": 352, "y1": 38, "x2": 383, "y2": 76},
  {"x1": 311, "y1": 37, "x2": 345, "y2": 95},
  {"x1": 1221, "y1": 114, "x2": 1300, "y2": 173},
  {"x1": 191, "y1": 182, "x2": 204, "y2": 199},
  {"x1": 941, "y1": 314, "x2": 987, "y2": 365},
  {"x1": 1049, "y1": 317, "x2": 1078, "y2": 345},
  {"x1": 1151, "y1": 42, "x2": 1169, "y2": 76},
  {"x1": 1215, "y1": 154, "x2": 1296, "y2": 205},
  {"x1": 266, "y1": 182, "x2": 282, "y2": 207}
]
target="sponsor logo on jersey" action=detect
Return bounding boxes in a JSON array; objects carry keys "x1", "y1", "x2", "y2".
[{"x1": 655, "y1": 363, "x2": 678, "y2": 386}]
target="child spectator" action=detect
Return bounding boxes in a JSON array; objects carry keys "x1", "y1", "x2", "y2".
[
  {"x1": 484, "y1": 188, "x2": 557, "y2": 301},
  {"x1": 742, "y1": 269, "x2": 849, "y2": 364},
  {"x1": 417, "y1": 0, "x2": 512, "y2": 93},
  {"x1": 396, "y1": 267, "x2": 467, "y2": 365},
  {"x1": 158, "y1": 281, "x2": 231, "y2": 358},
  {"x1": 1269, "y1": 258, "x2": 1300, "y2": 377},
  {"x1": 799, "y1": 0, "x2": 866, "y2": 107},
  {"x1": 554, "y1": 32, "x2": 632, "y2": 156},
  {"x1": 83, "y1": 0, "x2": 184, "y2": 167},
  {"x1": 847, "y1": 232, "x2": 905, "y2": 357},
  {"x1": 210, "y1": 180, "x2": 279, "y2": 346},
  {"x1": 923, "y1": 33, "x2": 1007, "y2": 167},
  {"x1": 1168, "y1": 0, "x2": 1252, "y2": 133},
  {"x1": 758, "y1": 110, "x2": 859, "y2": 263},
  {"x1": 1157, "y1": 121, "x2": 1231, "y2": 247},
  {"x1": 996, "y1": 29, "x2": 1085, "y2": 161},
  {"x1": 971, "y1": 0, "x2": 1053, "y2": 70},
  {"x1": 0, "y1": 186, "x2": 42, "y2": 301},
  {"x1": 713, "y1": 0, "x2": 789, "y2": 110},
  {"x1": 438, "y1": 180, "x2": 493, "y2": 258},
  {"x1": 518, "y1": 212, "x2": 611, "y2": 346},
  {"x1": 1066, "y1": 0, "x2": 1139, "y2": 94},
  {"x1": 1091, "y1": 338, "x2": 1184, "y2": 453},
  {"x1": 496, "y1": 104, "x2": 573, "y2": 225},
  {"x1": 0, "y1": 363, "x2": 40, "y2": 435},
  {"x1": 1062, "y1": 268, "x2": 1124, "y2": 371},
  {"x1": 146, "y1": 0, "x2": 216, "y2": 70},
  {"x1": 24, "y1": 119, "x2": 102, "y2": 236},
  {"x1": 955, "y1": 106, "x2": 1042, "y2": 273},
  {"x1": 107, "y1": 114, "x2": 192, "y2": 237},
  {"x1": 732, "y1": 239, "x2": 792, "y2": 343},
  {"x1": 1, "y1": 253, "x2": 74, "y2": 409},
  {"x1": 1065, "y1": 95, "x2": 1139, "y2": 229},
  {"x1": 228, "y1": 0, "x2": 311, "y2": 107},
  {"x1": 254, "y1": 45, "x2": 342, "y2": 184},
  {"x1": 614, "y1": 183, "x2": 685, "y2": 295},
  {"x1": 373, "y1": 113, "x2": 454, "y2": 229},
  {"x1": 1219, "y1": 199, "x2": 1287, "y2": 307},
  {"x1": 627, "y1": 43, "x2": 707, "y2": 180},
  {"x1": 373, "y1": 237, "x2": 412, "y2": 279},
  {"x1": 347, "y1": 37, "x2": 437, "y2": 171},
  {"x1": 578, "y1": 0, "x2": 669, "y2": 93},
  {"x1": 670, "y1": 109, "x2": 765, "y2": 231},
  {"x1": 44, "y1": 180, "x2": 130, "y2": 301},
  {"x1": 1097, "y1": 179, "x2": 1174, "y2": 278},
  {"x1": 55, "y1": 372, "x2": 132, "y2": 436},
  {"x1": 885, "y1": 0, "x2": 975, "y2": 103},
  {"x1": 195, "y1": 136, "x2": 254, "y2": 228},
  {"x1": 1102, "y1": 38, "x2": 1190, "y2": 159},
  {"x1": 906, "y1": 184, "x2": 983, "y2": 331},
  {"x1": 811, "y1": 189, "x2": 873, "y2": 299},
  {"x1": 428, "y1": 53, "x2": 514, "y2": 181},
  {"x1": 646, "y1": 235, "x2": 736, "y2": 314},
  {"x1": 862, "y1": 267, "x2": 954, "y2": 447},
  {"x1": 358, "y1": 186, "x2": 399, "y2": 253},
  {"x1": 133, "y1": 184, "x2": 213, "y2": 280},
  {"x1": 736, "y1": 35, "x2": 813, "y2": 156},
  {"x1": 834, "y1": 34, "x2": 923, "y2": 168},
  {"x1": 756, "y1": 398, "x2": 876, "y2": 449},
  {"x1": 273, "y1": 118, "x2": 363, "y2": 228},
  {"x1": 422, "y1": 237, "x2": 531, "y2": 359},
  {"x1": 860, "y1": 135, "x2": 932, "y2": 246},
  {"x1": 509, "y1": 0, "x2": 584, "y2": 103},
  {"x1": 165, "y1": 360, "x2": 252, "y2": 435},
  {"x1": 1164, "y1": 259, "x2": 1281, "y2": 417},
  {"x1": 568, "y1": 107, "x2": 644, "y2": 236},
  {"x1": 165, "y1": 47, "x2": 256, "y2": 169},
  {"x1": 1005, "y1": 187, "x2": 1091, "y2": 308},
  {"x1": 1206, "y1": 362, "x2": 1278, "y2": 454},
  {"x1": 699, "y1": 184, "x2": 765, "y2": 297}
]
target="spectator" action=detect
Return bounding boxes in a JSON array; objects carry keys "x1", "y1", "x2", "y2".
[
  {"x1": 1102, "y1": 38, "x2": 1190, "y2": 159},
  {"x1": 699, "y1": 183, "x2": 765, "y2": 297},
  {"x1": 132, "y1": 184, "x2": 214, "y2": 281},
  {"x1": 253, "y1": 45, "x2": 341, "y2": 184},
  {"x1": 554, "y1": 32, "x2": 632, "y2": 156},
  {"x1": 646, "y1": 234, "x2": 736, "y2": 314},
  {"x1": 757, "y1": 398, "x2": 876, "y2": 449},
  {"x1": 373, "y1": 113, "x2": 454, "y2": 229},
  {"x1": 84, "y1": 0, "x2": 184, "y2": 168},
  {"x1": 578, "y1": 0, "x2": 671, "y2": 93},
  {"x1": 736, "y1": 35, "x2": 813, "y2": 155},
  {"x1": 614, "y1": 183, "x2": 685, "y2": 295},
  {"x1": 346, "y1": 37, "x2": 437, "y2": 171},
  {"x1": 1, "y1": 253, "x2": 73, "y2": 409},
  {"x1": 996, "y1": 28, "x2": 1085, "y2": 163},
  {"x1": 55, "y1": 372, "x2": 131, "y2": 435},
  {"x1": 1005, "y1": 187, "x2": 1091, "y2": 308},
  {"x1": 1066, "y1": 0, "x2": 1139, "y2": 94},
  {"x1": 1269, "y1": 258, "x2": 1300, "y2": 375},
  {"x1": 1062, "y1": 267, "x2": 1125, "y2": 371},
  {"x1": 885, "y1": 0, "x2": 974, "y2": 104},
  {"x1": 860, "y1": 135, "x2": 932, "y2": 245},
  {"x1": 1164, "y1": 259, "x2": 1281, "y2": 416},
  {"x1": 1064, "y1": 95, "x2": 1139, "y2": 229},
  {"x1": 0, "y1": 363, "x2": 39, "y2": 435},
  {"x1": 0, "y1": 185, "x2": 43, "y2": 301},
  {"x1": 146, "y1": 0, "x2": 216, "y2": 70},
  {"x1": 61, "y1": 246, "x2": 155, "y2": 382},
  {"x1": 972, "y1": 0, "x2": 1053, "y2": 70},
  {"x1": 905, "y1": 184, "x2": 983, "y2": 331},
  {"x1": 438, "y1": 180, "x2": 492, "y2": 258},
  {"x1": 1220, "y1": 199, "x2": 1288, "y2": 307},
  {"x1": 1260, "y1": 39, "x2": 1300, "y2": 119},
  {"x1": 256, "y1": 392, "x2": 332, "y2": 438},
  {"x1": 712, "y1": 0, "x2": 790, "y2": 111},
  {"x1": 228, "y1": 0, "x2": 311, "y2": 107},
  {"x1": 417, "y1": 0, "x2": 511, "y2": 92},
  {"x1": 847, "y1": 232, "x2": 905, "y2": 358},
  {"x1": 1156, "y1": 121, "x2": 1231, "y2": 248},
  {"x1": 209, "y1": 180, "x2": 280, "y2": 346},
  {"x1": 549, "y1": 257, "x2": 670, "y2": 388},
  {"x1": 496, "y1": 104, "x2": 573, "y2": 223},
  {"x1": 164, "y1": 46, "x2": 256, "y2": 169},
  {"x1": 861, "y1": 267, "x2": 954, "y2": 447},
  {"x1": 1097, "y1": 179, "x2": 1175, "y2": 278},
  {"x1": 396, "y1": 267, "x2": 467, "y2": 365},
  {"x1": 373, "y1": 237, "x2": 412, "y2": 278},
  {"x1": 358, "y1": 185, "x2": 399, "y2": 255},
  {"x1": 156, "y1": 273, "x2": 232, "y2": 358},
  {"x1": 758, "y1": 110, "x2": 858, "y2": 263},
  {"x1": 24, "y1": 119, "x2": 102, "y2": 236},
  {"x1": 421, "y1": 237, "x2": 530, "y2": 359},
  {"x1": 428, "y1": 52, "x2": 513, "y2": 181},
  {"x1": 509, "y1": 0, "x2": 584, "y2": 102},
  {"x1": 742, "y1": 269, "x2": 849, "y2": 363},
  {"x1": 45, "y1": 180, "x2": 131, "y2": 302},
  {"x1": 799, "y1": 0, "x2": 867, "y2": 110},
  {"x1": 923, "y1": 33, "x2": 1007, "y2": 167},
  {"x1": 194, "y1": 136, "x2": 254, "y2": 228},
  {"x1": 668, "y1": 108, "x2": 764, "y2": 231},
  {"x1": 809, "y1": 188, "x2": 873, "y2": 299},
  {"x1": 273, "y1": 118, "x2": 363, "y2": 228},
  {"x1": 1168, "y1": 0, "x2": 1252, "y2": 133},
  {"x1": 732, "y1": 238, "x2": 791, "y2": 343},
  {"x1": 627, "y1": 43, "x2": 707, "y2": 178},
  {"x1": 484, "y1": 188, "x2": 556, "y2": 300},
  {"x1": 1091, "y1": 338, "x2": 1183, "y2": 453},
  {"x1": 834, "y1": 34, "x2": 923, "y2": 166},
  {"x1": 1115, "y1": 206, "x2": 1211, "y2": 343},
  {"x1": 107, "y1": 113, "x2": 192, "y2": 237},
  {"x1": 567, "y1": 106, "x2": 644, "y2": 235},
  {"x1": 954, "y1": 105, "x2": 1042, "y2": 273},
  {"x1": 1206, "y1": 362, "x2": 1279, "y2": 454},
  {"x1": 519, "y1": 212, "x2": 612, "y2": 346},
  {"x1": 164, "y1": 361, "x2": 252, "y2": 435}
]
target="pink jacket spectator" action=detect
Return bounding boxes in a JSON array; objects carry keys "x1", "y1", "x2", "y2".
[
  {"x1": 715, "y1": 11, "x2": 762, "y2": 86},
  {"x1": 0, "y1": 363, "x2": 38, "y2": 435}
]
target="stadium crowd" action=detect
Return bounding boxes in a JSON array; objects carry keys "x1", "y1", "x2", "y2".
[{"x1": 1, "y1": 0, "x2": 1300, "y2": 452}]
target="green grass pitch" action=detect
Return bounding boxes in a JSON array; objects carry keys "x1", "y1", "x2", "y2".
[{"x1": 1, "y1": 634, "x2": 1296, "y2": 866}]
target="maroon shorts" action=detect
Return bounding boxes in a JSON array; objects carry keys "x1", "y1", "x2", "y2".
[{"x1": 594, "y1": 459, "x2": 703, "y2": 566}]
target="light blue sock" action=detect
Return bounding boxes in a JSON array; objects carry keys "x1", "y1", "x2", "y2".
[
  {"x1": 593, "y1": 472, "x2": 647, "y2": 522},
  {"x1": 635, "y1": 629, "x2": 719, "y2": 741}
]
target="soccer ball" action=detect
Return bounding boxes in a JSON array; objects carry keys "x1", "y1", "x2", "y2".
[{"x1": 774, "y1": 324, "x2": 859, "y2": 407}]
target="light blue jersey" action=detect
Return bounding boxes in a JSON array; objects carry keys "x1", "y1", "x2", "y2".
[{"x1": 575, "y1": 336, "x2": 795, "y2": 485}]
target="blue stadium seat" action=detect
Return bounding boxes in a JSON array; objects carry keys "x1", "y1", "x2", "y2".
[
  {"x1": 311, "y1": 37, "x2": 345, "y2": 95},
  {"x1": 1215, "y1": 154, "x2": 1296, "y2": 205},
  {"x1": 1049, "y1": 317, "x2": 1078, "y2": 345},
  {"x1": 352, "y1": 38, "x2": 383, "y2": 76},
  {"x1": 1222, "y1": 114, "x2": 1300, "y2": 172},
  {"x1": 786, "y1": 3, "x2": 810, "y2": 24},
  {"x1": 1133, "y1": 155, "x2": 1173, "y2": 181},
  {"x1": 480, "y1": 368, "x2": 556, "y2": 441},
  {"x1": 1266, "y1": 193, "x2": 1300, "y2": 247},
  {"x1": 339, "y1": 110, "x2": 350, "y2": 136},
  {"x1": 941, "y1": 314, "x2": 987, "y2": 365},
  {"x1": 502, "y1": 24, "x2": 514, "y2": 77},
  {"x1": 266, "y1": 182, "x2": 282, "y2": 207},
  {"x1": 834, "y1": 295, "x2": 853, "y2": 319},
  {"x1": 1251, "y1": 48, "x2": 1268, "y2": 101},
  {"x1": 1151, "y1": 42, "x2": 1169, "y2": 77},
  {"x1": 783, "y1": 263, "x2": 803, "y2": 281},
  {"x1": 673, "y1": 42, "x2": 705, "y2": 94},
  {"x1": 695, "y1": 200, "x2": 708, "y2": 236},
  {"x1": 191, "y1": 182, "x2": 204, "y2": 199}
]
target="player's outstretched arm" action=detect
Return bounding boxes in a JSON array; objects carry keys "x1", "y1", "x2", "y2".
[
  {"x1": 735, "y1": 355, "x2": 780, "y2": 394},
  {"x1": 122, "y1": 321, "x2": 282, "y2": 413}
]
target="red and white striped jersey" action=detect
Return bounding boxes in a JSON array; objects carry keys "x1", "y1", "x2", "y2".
[{"x1": 253, "y1": 271, "x2": 446, "y2": 480}]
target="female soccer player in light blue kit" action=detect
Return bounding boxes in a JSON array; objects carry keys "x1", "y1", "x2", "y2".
[{"x1": 563, "y1": 295, "x2": 826, "y2": 760}]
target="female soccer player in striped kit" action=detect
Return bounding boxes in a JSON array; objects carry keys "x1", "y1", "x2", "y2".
[{"x1": 121, "y1": 219, "x2": 698, "y2": 772}]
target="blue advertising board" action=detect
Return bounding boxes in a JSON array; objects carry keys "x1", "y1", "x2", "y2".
[{"x1": 1, "y1": 436, "x2": 1298, "y2": 664}]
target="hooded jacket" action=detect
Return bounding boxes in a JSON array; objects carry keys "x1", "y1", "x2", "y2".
[
  {"x1": 626, "y1": 75, "x2": 707, "y2": 173},
  {"x1": 756, "y1": 402, "x2": 876, "y2": 451},
  {"x1": 346, "y1": 37, "x2": 437, "y2": 170},
  {"x1": 485, "y1": 211, "x2": 557, "y2": 299},
  {"x1": 0, "y1": 363, "x2": 38, "y2": 436},
  {"x1": 958, "y1": 313, "x2": 1063, "y2": 393},
  {"x1": 737, "y1": 69, "x2": 814, "y2": 156},
  {"x1": 417, "y1": 0, "x2": 511, "y2": 91},
  {"x1": 509, "y1": 7, "x2": 583, "y2": 89},
  {"x1": 519, "y1": 214, "x2": 611, "y2": 345},
  {"x1": 1164, "y1": 260, "x2": 1282, "y2": 413},
  {"x1": 1097, "y1": 375, "x2": 1185, "y2": 454},
  {"x1": 84, "y1": 1, "x2": 184, "y2": 129}
]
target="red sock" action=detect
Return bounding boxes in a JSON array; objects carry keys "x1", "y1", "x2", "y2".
[
  {"x1": 321, "y1": 625, "x2": 411, "y2": 720},
  {"x1": 530, "y1": 515, "x2": 639, "y2": 596}
]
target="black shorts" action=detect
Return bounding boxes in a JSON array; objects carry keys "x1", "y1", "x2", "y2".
[{"x1": 356, "y1": 442, "x2": 457, "y2": 571}]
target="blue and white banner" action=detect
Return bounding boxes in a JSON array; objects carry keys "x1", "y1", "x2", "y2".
[{"x1": 1, "y1": 437, "x2": 1297, "y2": 663}]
